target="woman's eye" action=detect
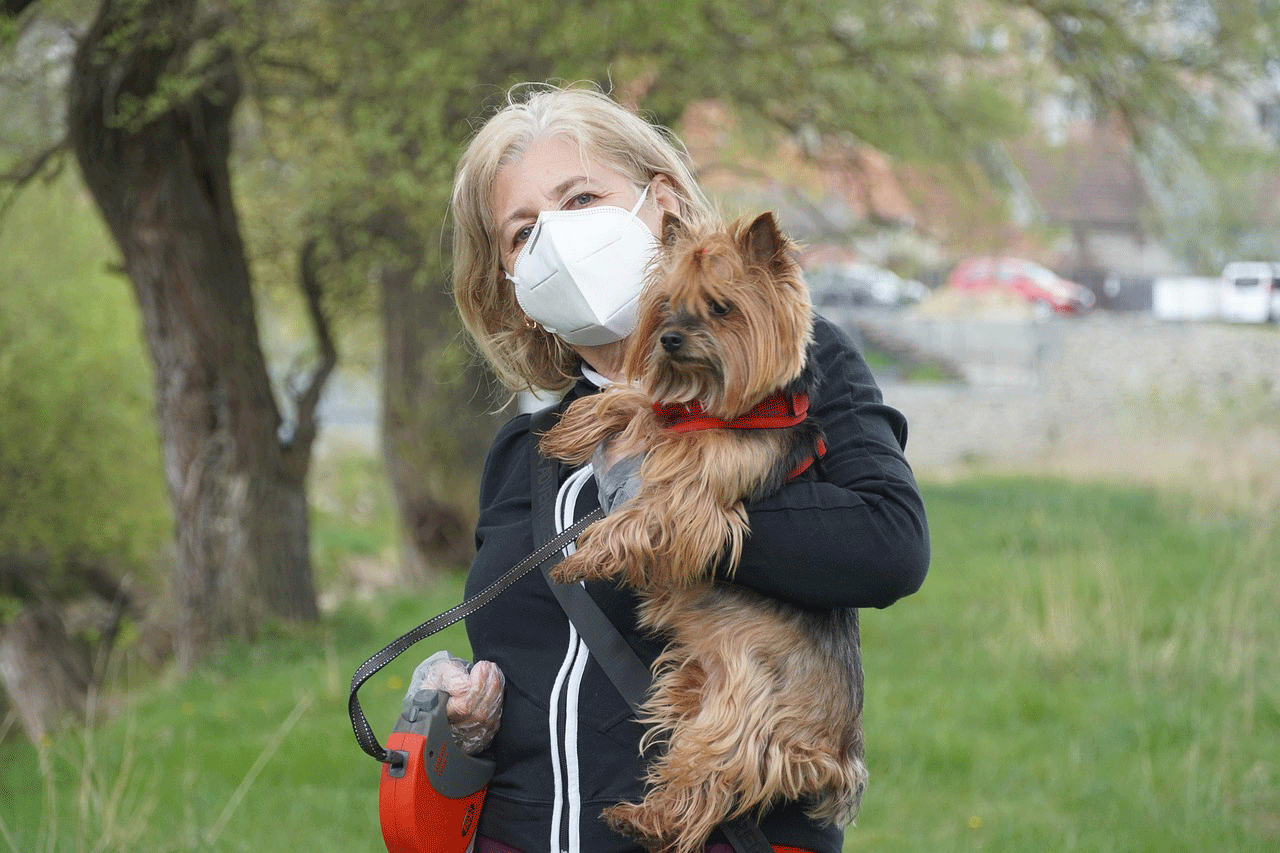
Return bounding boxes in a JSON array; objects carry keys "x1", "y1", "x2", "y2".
[
  {"x1": 709, "y1": 300, "x2": 731, "y2": 316},
  {"x1": 512, "y1": 224, "x2": 533, "y2": 249},
  {"x1": 568, "y1": 192, "x2": 597, "y2": 208}
]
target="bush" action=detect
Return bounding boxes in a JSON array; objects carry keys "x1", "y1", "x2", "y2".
[{"x1": 0, "y1": 177, "x2": 170, "y2": 589}]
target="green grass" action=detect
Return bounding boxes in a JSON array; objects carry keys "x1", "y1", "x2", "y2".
[
  {"x1": 861, "y1": 346, "x2": 952, "y2": 382},
  {"x1": 1, "y1": 478, "x2": 1277, "y2": 851},
  {"x1": 0, "y1": 582, "x2": 472, "y2": 853},
  {"x1": 852, "y1": 479, "x2": 1278, "y2": 852}
]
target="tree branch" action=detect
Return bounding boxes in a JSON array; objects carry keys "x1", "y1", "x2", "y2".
[
  {"x1": 253, "y1": 55, "x2": 341, "y2": 97},
  {"x1": 1, "y1": 137, "x2": 65, "y2": 184},
  {"x1": 0, "y1": 138, "x2": 66, "y2": 223},
  {"x1": 1, "y1": 0, "x2": 39, "y2": 19},
  {"x1": 290, "y1": 236, "x2": 337, "y2": 451}
]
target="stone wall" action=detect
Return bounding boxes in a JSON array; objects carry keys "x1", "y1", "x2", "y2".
[{"x1": 841, "y1": 308, "x2": 1280, "y2": 490}]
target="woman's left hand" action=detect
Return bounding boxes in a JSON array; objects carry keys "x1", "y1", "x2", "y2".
[{"x1": 408, "y1": 651, "x2": 506, "y2": 754}]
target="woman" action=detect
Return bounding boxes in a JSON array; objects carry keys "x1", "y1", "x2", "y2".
[{"x1": 418, "y1": 84, "x2": 930, "y2": 853}]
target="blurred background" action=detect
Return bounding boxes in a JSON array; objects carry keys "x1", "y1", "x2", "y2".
[{"x1": 1, "y1": 1, "x2": 1277, "y2": 850}]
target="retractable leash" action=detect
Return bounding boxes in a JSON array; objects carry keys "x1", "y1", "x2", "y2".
[
  {"x1": 350, "y1": 403, "x2": 773, "y2": 853},
  {"x1": 348, "y1": 507, "x2": 603, "y2": 853}
]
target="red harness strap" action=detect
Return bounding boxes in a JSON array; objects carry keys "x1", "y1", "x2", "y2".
[
  {"x1": 705, "y1": 846, "x2": 816, "y2": 853},
  {"x1": 652, "y1": 391, "x2": 826, "y2": 479}
]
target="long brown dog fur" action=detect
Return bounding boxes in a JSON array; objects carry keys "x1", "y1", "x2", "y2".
[{"x1": 539, "y1": 211, "x2": 867, "y2": 853}]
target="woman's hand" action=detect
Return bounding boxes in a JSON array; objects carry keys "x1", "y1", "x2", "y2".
[{"x1": 409, "y1": 651, "x2": 505, "y2": 754}]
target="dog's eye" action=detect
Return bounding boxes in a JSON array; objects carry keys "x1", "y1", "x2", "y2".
[{"x1": 709, "y1": 300, "x2": 732, "y2": 316}]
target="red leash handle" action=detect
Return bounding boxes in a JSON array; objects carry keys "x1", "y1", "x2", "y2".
[{"x1": 380, "y1": 689, "x2": 493, "y2": 853}]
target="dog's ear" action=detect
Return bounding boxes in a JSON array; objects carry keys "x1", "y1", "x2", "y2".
[
  {"x1": 661, "y1": 212, "x2": 688, "y2": 248},
  {"x1": 743, "y1": 212, "x2": 786, "y2": 271}
]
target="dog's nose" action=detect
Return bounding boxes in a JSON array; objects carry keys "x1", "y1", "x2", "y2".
[{"x1": 660, "y1": 331, "x2": 684, "y2": 353}]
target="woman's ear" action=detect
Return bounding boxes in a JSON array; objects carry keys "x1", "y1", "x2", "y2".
[{"x1": 651, "y1": 173, "x2": 680, "y2": 217}]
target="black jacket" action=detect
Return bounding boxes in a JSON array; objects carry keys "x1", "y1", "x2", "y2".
[{"x1": 463, "y1": 315, "x2": 930, "y2": 853}]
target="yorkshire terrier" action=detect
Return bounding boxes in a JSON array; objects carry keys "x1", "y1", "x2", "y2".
[{"x1": 539, "y1": 211, "x2": 866, "y2": 853}]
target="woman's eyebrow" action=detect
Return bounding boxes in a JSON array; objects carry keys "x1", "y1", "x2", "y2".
[
  {"x1": 551, "y1": 175, "x2": 590, "y2": 199},
  {"x1": 499, "y1": 176, "x2": 592, "y2": 236}
]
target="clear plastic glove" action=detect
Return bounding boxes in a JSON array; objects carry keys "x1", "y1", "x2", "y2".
[
  {"x1": 408, "y1": 650, "x2": 505, "y2": 755},
  {"x1": 591, "y1": 434, "x2": 646, "y2": 515}
]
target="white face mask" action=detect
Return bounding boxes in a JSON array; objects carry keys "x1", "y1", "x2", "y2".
[{"x1": 507, "y1": 185, "x2": 657, "y2": 346}]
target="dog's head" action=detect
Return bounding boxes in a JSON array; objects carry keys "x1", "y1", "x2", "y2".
[{"x1": 626, "y1": 211, "x2": 813, "y2": 420}]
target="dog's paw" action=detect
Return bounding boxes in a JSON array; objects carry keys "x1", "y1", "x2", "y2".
[
  {"x1": 548, "y1": 561, "x2": 583, "y2": 585},
  {"x1": 568, "y1": 509, "x2": 657, "y2": 588},
  {"x1": 601, "y1": 802, "x2": 674, "y2": 852},
  {"x1": 549, "y1": 550, "x2": 610, "y2": 585}
]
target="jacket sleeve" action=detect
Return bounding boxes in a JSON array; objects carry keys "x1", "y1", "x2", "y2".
[{"x1": 726, "y1": 316, "x2": 930, "y2": 609}]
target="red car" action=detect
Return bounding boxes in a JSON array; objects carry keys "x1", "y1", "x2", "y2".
[{"x1": 947, "y1": 257, "x2": 1096, "y2": 317}]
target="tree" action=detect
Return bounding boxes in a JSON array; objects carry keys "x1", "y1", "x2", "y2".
[
  {"x1": 6, "y1": 0, "x2": 1276, "y2": 631},
  {"x1": 62, "y1": 0, "x2": 332, "y2": 669},
  {"x1": 0, "y1": 178, "x2": 169, "y2": 740},
  {"x1": 314, "y1": 0, "x2": 1280, "y2": 582}
]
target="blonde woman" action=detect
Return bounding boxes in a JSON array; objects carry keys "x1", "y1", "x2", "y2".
[{"x1": 413, "y1": 84, "x2": 930, "y2": 853}]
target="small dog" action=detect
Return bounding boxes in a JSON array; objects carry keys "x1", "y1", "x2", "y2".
[{"x1": 539, "y1": 211, "x2": 866, "y2": 853}]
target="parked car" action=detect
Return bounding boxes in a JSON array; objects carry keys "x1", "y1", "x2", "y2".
[
  {"x1": 1220, "y1": 261, "x2": 1280, "y2": 323},
  {"x1": 946, "y1": 257, "x2": 1095, "y2": 318},
  {"x1": 806, "y1": 262, "x2": 930, "y2": 308}
]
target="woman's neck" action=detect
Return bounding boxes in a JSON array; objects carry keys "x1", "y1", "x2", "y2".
[{"x1": 572, "y1": 340, "x2": 627, "y2": 384}]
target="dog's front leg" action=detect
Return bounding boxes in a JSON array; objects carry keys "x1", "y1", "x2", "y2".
[
  {"x1": 616, "y1": 446, "x2": 752, "y2": 589},
  {"x1": 554, "y1": 434, "x2": 753, "y2": 590},
  {"x1": 549, "y1": 501, "x2": 654, "y2": 585},
  {"x1": 552, "y1": 485, "x2": 743, "y2": 590}
]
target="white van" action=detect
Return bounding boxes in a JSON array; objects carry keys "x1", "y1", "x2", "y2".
[{"x1": 1220, "y1": 261, "x2": 1280, "y2": 323}]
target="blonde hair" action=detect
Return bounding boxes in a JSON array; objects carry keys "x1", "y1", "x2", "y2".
[{"x1": 451, "y1": 83, "x2": 715, "y2": 393}]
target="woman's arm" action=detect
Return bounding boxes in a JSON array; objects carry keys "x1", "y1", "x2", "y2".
[{"x1": 728, "y1": 316, "x2": 930, "y2": 609}]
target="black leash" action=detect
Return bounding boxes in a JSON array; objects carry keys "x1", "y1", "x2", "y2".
[{"x1": 347, "y1": 505, "x2": 604, "y2": 765}]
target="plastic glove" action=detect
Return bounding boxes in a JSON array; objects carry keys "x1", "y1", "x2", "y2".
[
  {"x1": 408, "y1": 650, "x2": 505, "y2": 755},
  {"x1": 591, "y1": 434, "x2": 646, "y2": 515}
]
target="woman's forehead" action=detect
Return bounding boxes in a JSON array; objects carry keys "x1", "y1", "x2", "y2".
[
  {"x1": 492, "y1": 136, "x2": 631, "y2": 221},
  {"x1": 501, "y1": 135, "x2": 624, "y2": 187}
]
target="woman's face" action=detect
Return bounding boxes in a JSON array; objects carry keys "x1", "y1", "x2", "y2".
[{"x1": 491, "y1": 134, "x2": 678, "y2": 276}]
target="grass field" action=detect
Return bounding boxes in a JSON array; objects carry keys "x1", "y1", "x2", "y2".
[{"x1": 2, "y1": 475, "x2": 1275, "y2": 852}]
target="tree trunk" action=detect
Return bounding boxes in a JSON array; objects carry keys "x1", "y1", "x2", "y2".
[
  {"x1": 0, "y1": 554, "x2": 141, "y2": 742},
  {"x1": 373, "y1": 207, "x2": 504, "y2": 582},
  {"x1": 0, "y1": 603, "x2": 91, "y2": 742},
  {"x1": 66, "y1": 0, "x2": 319, "y2": 670}
]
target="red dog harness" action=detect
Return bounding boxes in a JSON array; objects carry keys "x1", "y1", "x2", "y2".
[{"x1": 652, "y1": 391, "x2": 826, "y2": 479}]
